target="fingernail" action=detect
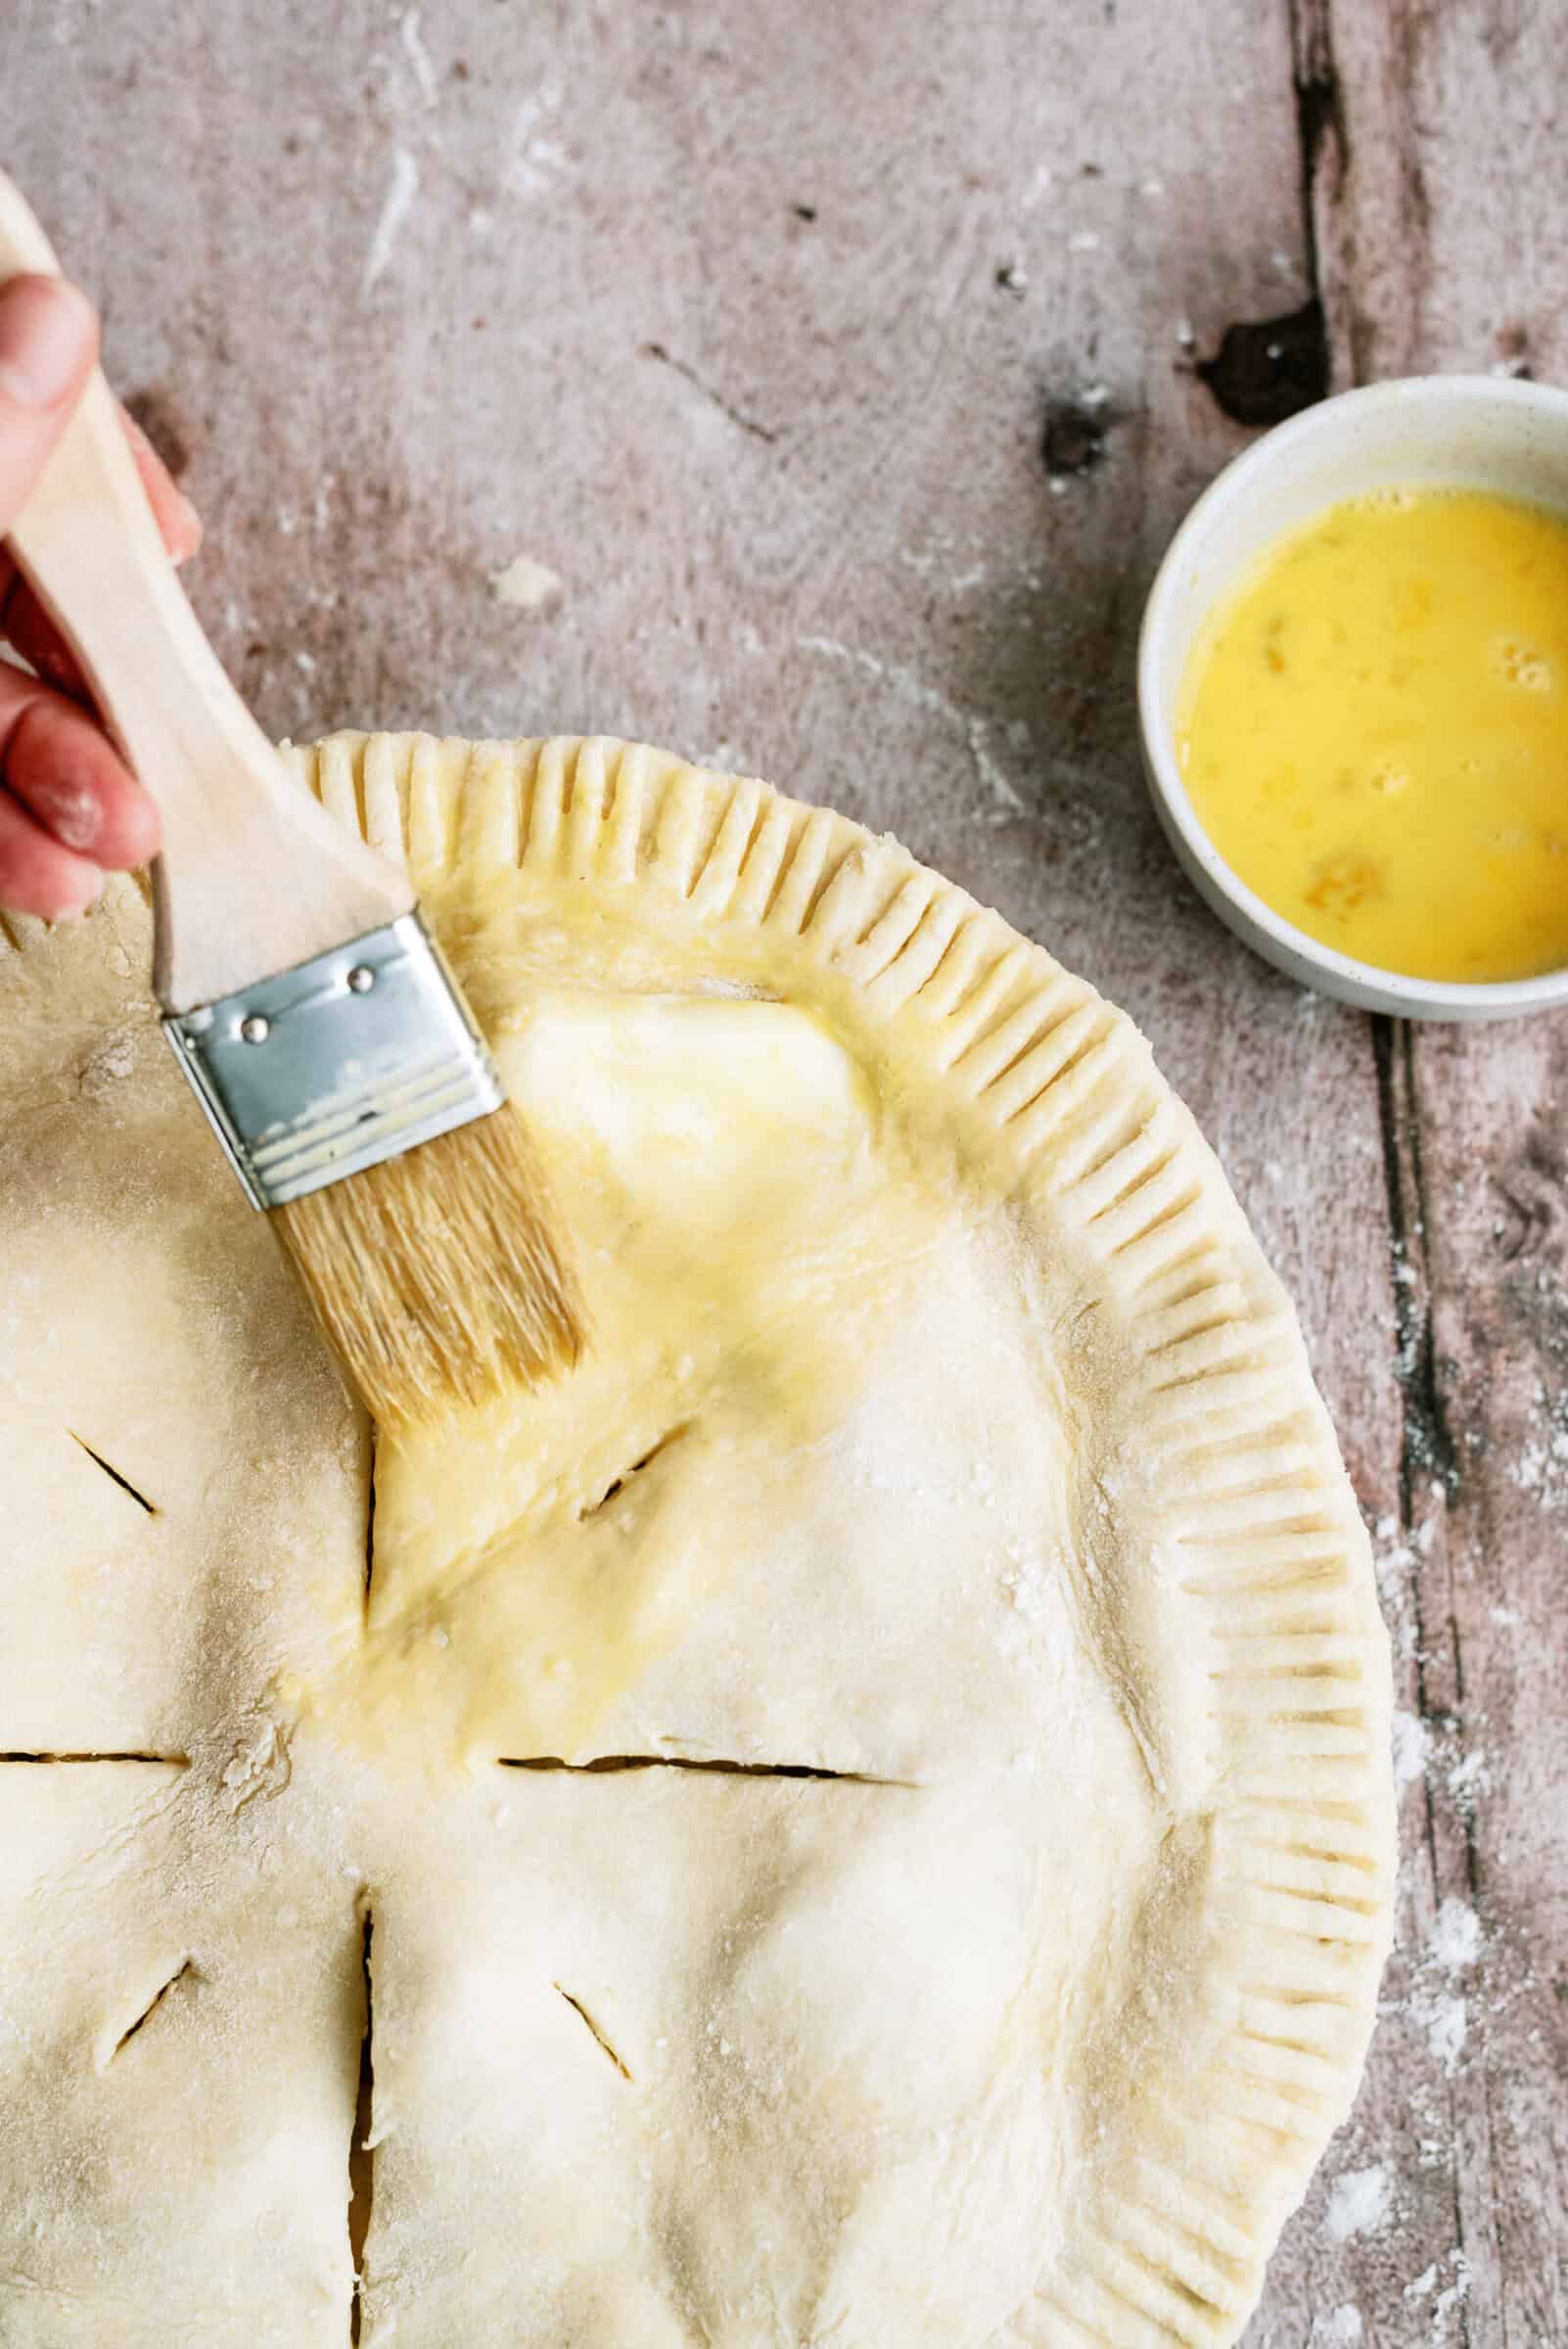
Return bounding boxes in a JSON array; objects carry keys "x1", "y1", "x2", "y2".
[
  {"x1": 170, "y1": 494, "x2": 204, "y2": 564},
  {"x1": 165, "y1": 483, "x2": 203, "y2": 565},
  {"x1": 0, "y1": 277, "x2": 95, "y2": 409}
]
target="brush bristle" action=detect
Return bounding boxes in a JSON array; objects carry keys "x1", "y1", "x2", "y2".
[{"x1": 271, "y1": 1105, "x2": 585, "y2": 1434}]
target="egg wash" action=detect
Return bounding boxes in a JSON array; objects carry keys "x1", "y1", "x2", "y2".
[{"x1": 1178, "y1": 486, "x2": 1568, "y2": 983}]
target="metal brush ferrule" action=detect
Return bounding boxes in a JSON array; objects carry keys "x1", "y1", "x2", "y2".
[{"x1": 161, "y1": 913, "x2": 505, "y2": 1210}]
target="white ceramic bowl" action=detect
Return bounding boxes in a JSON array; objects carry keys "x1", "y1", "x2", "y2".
[{"x1": 1138, "y1": 376, "x2": 1568, "y2": 1020}]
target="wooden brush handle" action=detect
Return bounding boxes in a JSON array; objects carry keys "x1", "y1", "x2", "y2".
[{"x1": 0, "y1": 172, "x2": 412, "y2": 1012}]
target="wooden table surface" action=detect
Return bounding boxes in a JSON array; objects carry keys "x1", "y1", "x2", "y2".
[{"x1": 6, "y1": 4, "x2": 1566, "y2": 2342}]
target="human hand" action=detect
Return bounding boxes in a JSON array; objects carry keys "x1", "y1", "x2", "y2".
[{"x1": 0, "y1": 273, "x2": 200, "y2": 919}]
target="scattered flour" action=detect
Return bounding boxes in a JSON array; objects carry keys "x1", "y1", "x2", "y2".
[
  {"x1": 1391, "y1": 1708, "x2": 1429, "y2": 1792},
  {"x1": 798, "y1": 634, "x2": 1026, "y2": 813},
  {"x1": 1324, "y1": 2164, "x2": 1392, "y2": 2243},
  {"x1": 998, "y1": 1544, "x2": 1052, "y2": 1623},
  {"x1": 1417, "y1": 1992, "x2": 1468, "y2": 2074},
  {"x1": 1446, "y1": 1745, "x2": 1491, "y2": 1819},
  {"x1": 1406, "y1": 2249, "x2": 1472, "y2": 2341},
  {"x1": 1370, "y1": 1512, "x2": 1431, "y2": 1664},
  {"x1": 963, "y1": 715, "x2": 1025, "y2": 811},
  {"x1": 507, "y1": 83, "x2": 569, "y2": 201},
  {"x1": 1308, "y1": 2310, "x2": 1362, "y2": 2347},
  {"x1": 1509, "y1": 1383, "x2": 1568, "y2": 1508},
  {"x1": 1432, "y1": 2252, "x2": 1472, "y2": 2336},
  {"x1": 221, "y1": 1717, "x2": 293, "y2": 1813},
  {"x1": 362, "y1": 147, "x2": 420, "y2": 293},
  {"x1": 1386, "y1": 1690, "x2": 1492, "y2": 1822},
  {"x1": 78, "y1": 1023, "x2": 140, "y2": 1098},
  {"x1": 1402, "y1": 1898, "x2": 1482, "y2": 2075},
  {"x1": 399, "y1": 6, "x2": 438, "y2": 104},
  {"x1": 1430, "y1": 1896, "x2": 1481, "y2": 1974},
  {"x1": 490, "y1": 555, "x2": 564, "y2": 611}
]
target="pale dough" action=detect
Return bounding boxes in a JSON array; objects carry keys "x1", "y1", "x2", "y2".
[{"x1": 0, "y1": 732, "x2": 1396, "y2": 2347}]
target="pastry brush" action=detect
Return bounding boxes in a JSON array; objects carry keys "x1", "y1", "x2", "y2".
[{"x1": 0, "y1": 172, "x2": 583, "y2": 1432}]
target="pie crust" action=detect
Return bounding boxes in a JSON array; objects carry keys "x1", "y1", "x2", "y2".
[{"x1": 0, "y1": 731, "x2": 1395, "y2": 2348}]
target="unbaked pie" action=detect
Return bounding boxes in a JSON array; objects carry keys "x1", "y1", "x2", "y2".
[{"x1": 0, "y1": 731, "x2": 1394, "y2": 2347}]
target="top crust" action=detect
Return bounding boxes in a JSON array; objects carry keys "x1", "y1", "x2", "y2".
[{"x1": 0, "y1": 731, "x2": 1395, "y2": 2348}]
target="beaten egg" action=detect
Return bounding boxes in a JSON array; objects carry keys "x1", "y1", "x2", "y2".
[{"x1": 1177, "y1": 487, "x2": 1568, "y2": 983}]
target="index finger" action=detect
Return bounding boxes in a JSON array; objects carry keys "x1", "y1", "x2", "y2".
[
  {"x1": 2, "y1": 401, "x2": 202, "y2": 700},
  {"x1": 0, "y1": 275, "x2": 98, "y2": 535}
]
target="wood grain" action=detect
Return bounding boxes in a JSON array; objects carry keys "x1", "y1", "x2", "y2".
[
  {"x1": 3, "y1": 2, "x2": 1564, "y2": 2343},
  {"x1": 1293, "y1": 6, "x2": 1568, "y2": 2345}
]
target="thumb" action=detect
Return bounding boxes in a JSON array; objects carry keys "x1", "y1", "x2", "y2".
[{"x1": 0, "y1": 275, "x2": 98, "y2": 535}]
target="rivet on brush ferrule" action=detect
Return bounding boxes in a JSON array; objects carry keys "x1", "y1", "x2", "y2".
[{"x1": 161, "y1": 912, "x2": 506, "y2": 1211}]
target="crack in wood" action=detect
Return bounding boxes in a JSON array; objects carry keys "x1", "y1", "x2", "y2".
[
  {"x1": 499, "y1": 1754, "x2": 915, "y2": 1785},
  {"x1": 1289, "y1": 0, "x2": 1357, "y2": 385},
  {"x1": 1369, "y1": 1013, "x2": 1453, "y2": 1902},
  {"x1": 68, "y1": 1433, "x2": 157, "y2": 1515},
  {"x1": 554, "y1": 1984, "x2": 633, "y2": 2081},
  {"x1": 1175, "y1": 3, "x2": 1339, "y2": 427},
  {"x1": 1042, "y1": 395, "x2": 1116, "y2": 479},
  {"x1": 1369, "y1": 1010, "x2": 1480, "y2": 2349},
  {"x1": 640, "y1": 343, "x2": 779, "y2": 443},
  {"x1": 1288, "y1": 0, "x2": 1436, "y2": 387},
  {"x1": 1290, "y1": 0, "x2": 1348, "y2": 296},
  {"x1": 1194, "y1": 299, "x2": 1328, "y2": 427},
  {"x1": 1372, "y1": 1017, "x2": 1460, "y2": 1523},
  {"x1": 1292, "y1": 63, "x2": 1488, "y2": 2326}
]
